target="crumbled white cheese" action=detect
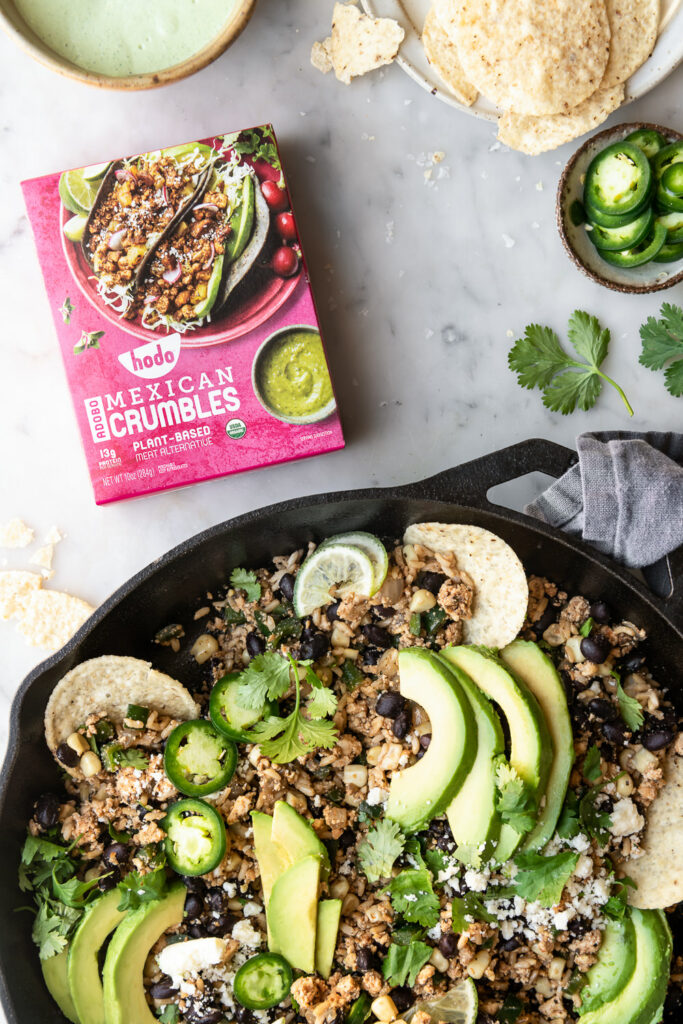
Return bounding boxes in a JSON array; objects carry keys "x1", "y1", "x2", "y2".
[
  {"x1": 427, "y1": 924, "x2": 442, "y2": 941},
  {"x1": 464, "y1": 867, "x2": 490, "y2": 892},
  {"x1": 232, "y1": 919, "x2": 263, "y2": 947},
  {"x1": 222, "y1": 882, "x2": 237, "y2": 897},
  {"x1": 366, "y1": 787, "x2": 388, "y2": 807},
  {"x1": 157, "y1": 937, "x2": 227, "y2": 985},
  {"x1": 609, "y1": 798, "x2": 645, "y2": 837},
  {"x1": 243, "y1": 901, "x2": 263, "y2": 917}
]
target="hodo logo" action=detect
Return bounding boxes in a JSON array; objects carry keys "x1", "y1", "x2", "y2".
[{"x1": 118, "y1": 335, "x2": 181, "y2": 379}]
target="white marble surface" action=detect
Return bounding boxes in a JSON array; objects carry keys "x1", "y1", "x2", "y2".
[{"x1": 1, "y1": 3, "x2": 682, "y2": 758}]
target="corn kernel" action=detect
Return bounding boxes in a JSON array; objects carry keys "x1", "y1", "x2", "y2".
[
  {"x1": 371, "y1": 996, "x2": 397, "y2": 1021},
  {"x1": 80, "y1": 751, "x2": 102, "y2": 777},
  {"x1": 66, "y1": 732, "x2": 90, "y2": 755}
]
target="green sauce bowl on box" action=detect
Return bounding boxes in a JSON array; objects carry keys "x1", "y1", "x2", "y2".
[{"x1": 252, "y1": 326, "x2": 336, "y2": 425}]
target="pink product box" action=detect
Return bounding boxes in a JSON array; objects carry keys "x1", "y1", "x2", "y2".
[{"x1": 22, "y1": 124, "x2": 344, "y2": 504}]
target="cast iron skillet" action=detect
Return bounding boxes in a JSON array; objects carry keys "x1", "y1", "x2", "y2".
[{"x1": 1, "y1": 437, "x2": 681, "y2": 1024}]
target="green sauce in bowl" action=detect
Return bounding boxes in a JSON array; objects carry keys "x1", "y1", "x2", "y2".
[{"x1": 253, "y1": 327, "x2": 335, "y2": 424}]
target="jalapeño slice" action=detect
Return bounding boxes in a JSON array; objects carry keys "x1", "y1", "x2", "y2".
[
  {"x1": 652, "y1": 140, "x2": 683, "y2": 181},
  {"x1": 162, "y1": 798, "x2": 226, "y2": 876},
  {"x1": 587, "y1": 206, "x2": 653, "y2": 252},
  {"x1": 234, "y1": 953, "x2": 293, "y2": 1010},
  {"x1": 209, "y1": 672, "x2": 278, "y2": 743},
  {"x1": 653, "y1": 239, "x2": 683, "y2": 263},
  {"x1": 164, "y1": 720, "x2": 237, "y2": 797},
  {"x1": 624, "y1": 128, "x2": 668, "y2": 161},
  {"x1": 584, "y1": 141, "x2": 652, "y2": 218},
  {"x1": 596, "y1": 221, "x2": 667, "y2": 268}
]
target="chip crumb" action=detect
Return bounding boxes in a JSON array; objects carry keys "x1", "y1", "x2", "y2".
[
  {"x1": 0, "y1": 518, "x2": 34, "y2": 549},
  {"x1": 30, "y1": 544, "x2": 55, "y2": 574},
  {"x1": 16, "y1": 589, "x2": 95, "y2": 651},
  {"x1": 44, "y1": 526, "x2": 63, "y2": 545},
  {"x1": 313, "y1": 2, "x2": 404, "y2": 85},
  {"x1": 0, "y1": 571, "x2": 43, "y2": 621}
]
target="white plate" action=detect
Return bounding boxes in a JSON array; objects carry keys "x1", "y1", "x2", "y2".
[{"x1": 361, "y1": 0, "x2": 683, "y2": 122}]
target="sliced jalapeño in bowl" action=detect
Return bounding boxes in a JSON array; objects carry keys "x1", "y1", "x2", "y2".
[
  {"x1": 233, "y1": 953, "x2": 293, "y2": 1010},
  {"x1": 162, "y1": 798, "x2": 226, "y2": 876},
  {"x1": 163, "y1": 719, "x2": 237, "y2": 797}
]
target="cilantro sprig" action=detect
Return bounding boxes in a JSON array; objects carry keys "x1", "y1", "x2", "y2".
[
  {"x1": 230, "y1": 567, "x2": 262, "y2": 603},
  {"x1": 19, "y1": 834, "x2": 88, "y2": 959},
  {"x1": 451, "y1": 892, "x2": 496, "y2": 931},
  {"x1": 639, "y1": 302, "x2": 683, "y2": 397},
  {"x1": 509, "y1": 311, "x2": 633, "y2": 416},
  {"x1": 495, "y1": 762, "x2": 537, "y2": 836},
  {"x1": 512, "y1": 849, "x2": 580, "y2": 907},
  {"x1": 116, "y1": 867, "x2": 167, "y2": 911},
  {"x1": 357, "y1": 819, "x2": 405, "y2": 883},
  {"x1": 382, "y1": 936, "x2": 432, "y2": 987},
  {"x1": 612, "y1": 671, "x2": 644, "y2": 732},
  {"x1": 386, "y1": 868, "x2": 440, "y2": 928}
]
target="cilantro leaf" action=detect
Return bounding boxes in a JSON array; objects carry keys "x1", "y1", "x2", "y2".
[
  {"x1": 239, "y1": 652, "x2": 291, "y2": 710},
  {"x1": 603, "y1": 876, "x2": 637, "y2": 920},
  {"x1": 387, "y1": 868, "x2": 440, "y2": 928},
  {"x1": 116, "y1": 867, "x2": 167, "y2": 911},
  {"x1": 495, "y1": 762, "x2": 537, "y2": 835},
  {"x1": 508, "y1": 311, "x2": 633, "y2": 416},
  {"x1": 556, "y1": 791, "x2": 580, "y2": 840},
  {"x1": 357, "y1": 819, "x2": 405, "y2": 883},
  {"x1": 382, "y1": 939, "x2": 432, "y2": 987},
  {"x1": 230, "y1": 567, "x2": 262, "y2": 603},
  {"x1": 32, "y1": 900, "x2": 81, "y2": 960},
  {"x1": 357, "y1": 801, "x2": 382, "y2": 824},
  {"x1": 639, "y1": 302, "x2": 683, "y2": 397},
  {"x1": 451, "y1": 893, "x2": 496, "y2": 931},
  {"x1": 579, "y1": 786, "x2": 612, "y2": 845},
  {"x1": 116, "y1": 748, "x2": 149, "y2": 770},
  {"x1": 305, "y1": 666, "x2": 338, "y2": 720},
  {"x1": 424, "y1": 847, "x2": 448, "y2": 878},
  {"x1": 583, "y1": 744, "x2": 602, "y2": 783},
  {"x1": 158, "y1": 1006, "x2": 180, "y2": 1024},
  {"x1": 497, "y1": 994, "x2": 523, "y2": 1024},
  {"x1": 512, "y1": 850, "x2": 579, "y2": 908},
  {"x1": 247, "y1": 659, "x2": 338, "y2": 763},
  {"x1": 613, "y1": 673, "x2": 644, "y2": 732},
  {"x1": 580, "y1": 617, "x2": 594, "y2": 638},
  {"x1": 52, "y1": 869, "x2": 104, "y2": 909}
]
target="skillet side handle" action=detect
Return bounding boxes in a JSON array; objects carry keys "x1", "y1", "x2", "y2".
[
  {"x1": 407, "y1": 438, "x2": 578, "y2": 508},
  {"x1": 653, "y1": 545, "x2": 683, "y2": 629}
]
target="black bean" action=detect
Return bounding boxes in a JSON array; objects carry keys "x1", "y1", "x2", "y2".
[
  {"x1": 416, "y1": 749, "x2": 425, "y2": 760},
  {"x1": 205, "y1": 914, "x2": 232, "y2": 936},
  {"x1": 246, "y1": 632, "x2": 266, "y2": 658},
  {"x1": 301, "y1": 625, "x2": 316, "y2": 641},
  {"x1": 600, "y1": 796, "x2": 614, "y2": 814},
  {"x1": 184, "y1": 893, "x2": 204, "y2": 919},
  {"x1": 420, "y1": 733, "x2": 432, "y2": 750},
  {"x1": 299, "y1": 632, "x2": 330, "y2": 661},
  {"x1": 375, "y1": 691, "x2": 406, "y2": 719},
  {"x1": 589, "y1": 601, "x2": 611, "y2": 624},
  {"x1": 339, "y1": 828, "x2": 356, "y2": 850},
  {"x1": 361, "y1": 624, "x2": 393, "y2": 649},
  {"x1": 602, "y1": 719, "x2": 627, "y2": 744},
  {"x1": 416, "y1": 571, "x2": 446, "y2": 595},
  {"x1": 392, "y1": 710, "x2": 411, "y2": 740},
  {"x1": 34, "y1": 793, "x2": 60, "y2": 830},
  {"x1": 278, "y1": 573, "x2": 295, "y2": 601},
  {"x1": 500, "y1": 936, "x2": 521, "y2": 952},
  {"x1": 325, "y1": 601, "x2": 341, "y2": 622},
  {"x1": 362, "y1": 647, "x2": 382, "y2": 665},
  {"x1": 56, "y1": 742, "x2": 79, "y2": 768},
  {"x1": 234, "y1": 1005, "x2": 255, "y2": 1024},
  {"x1": 373, "y1": 606, "x2": 396, "y2": 619},
  {"x1": 580, "y1": 635, "x2": 611, "y2": 664},
  {"x1": 391, "y1": 987, "x2": 413, "y2": 1013},
  {"x1": 588, "y1": 698, "x2": 616, "y2": 721},
  {"x1": 97, "y1": 869, "x2": 119, "y2": 892},
  {"x1": 438, "y1": 932, "x2": 458, "y2": 957},
  {"x1": 149, "y1": 978, "x2": 178, "y2": 999},
  {"x1": 356, "y1": 947, "x2": 379, "y2": 972},
  {"x1": 103, "y1": 843, "x2": 128, "y2": 866},
  {"x1": 568, "y1": 917, "x2": 590, "y2": 938},
  {"x1": 643, "y1": 729, "x2": 674, "y2": 751},
  {"x1": 206, "y1": 888, "x2": 226, "y2": 913},
  {"x1": 189, "y1": 923, "x2": 209, "y2": 938},
  {"x1": 620, "y1": 652, "x2": 645, "y2": 675},
  {"x1": 532, "y1": 604, "x2": 558, "y2": 638},
  {"x1": 182, "y1": 876, "x2": 207, "y2": 894},
  {"x1": 186, "y1": 1007, "x2": 224, "y2": 1024}
]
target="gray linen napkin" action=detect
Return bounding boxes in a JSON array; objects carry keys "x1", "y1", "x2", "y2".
[{"x1": 525, "y1": 432, "x2": 683, "y2": 569}]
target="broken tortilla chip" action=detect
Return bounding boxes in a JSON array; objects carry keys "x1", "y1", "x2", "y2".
[
  {"x1": 16, "y1": 589, "x2": 94, "y2": 651},
  {"x1": 497, "y1": 84, "x2": 624, "y2": 155},
  {"x1": 0, "y1": 518, "x2": 34, "y2": 549},
  {"x1": 314, "y1": 2, "x2": 405, "y2": 85},
  {"x1": 422, "y1": 4, "x2": 477, "y2": 106},
  {"x1": 403, "y1": 522, "x2": 528, "y2": 648},
  {"x1": 44, "y1": 655, "x2": 200, "y2": 771},
  {"x1": 0, "y1": 570, "x2": 43, "y2": 621}
]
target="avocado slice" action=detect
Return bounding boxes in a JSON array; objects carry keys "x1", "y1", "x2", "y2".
[
  {"x1": 439, "y1": 656, "x2": 505, "y2": 865},
  {"x1": 386, "y1": 649, "x2": 476, "y2": 833},
  {"x1": 42, "y1": 948, "x2": 80, "y2": 1024},
  {"x1": 213, "y1": 178, "x2": 270, "y2": 316},
  {"x1": 268, "y1": 855, "x2": 321, "y2": 973},
  {"x1": 194, "y1": 255, "x2": 225, "y2": 319},
  {"x1": 315, "y1": 899, "x2": 342, "y2": 979},
  {"x1": 271, "y1": 801, "x2": 330, "y2": 880},
  {"x1": 442, "y1": 646, "x2": 552, "y2": 862},
  {"x1": 578, "y1": 916, "x2": 637, "y2": 1017},
  {"x1": 579, "y1": 909, "x2": 672, "y2": 1024},
  {"x1": 252, "y1": 810, "x2": 286, "y2": 905},
  {"x1": 68, "y1": 888, "x2": 127, "y2": 1024},
  {"x1": 501, "y1": 640, "x2": 574, "y2": 852},
  {"x1": 102, "y1": 882, "x2": 186, "y2": 1024},
  {"x1": 225, "y1": 175, "x2": 256, "y2": 263}
]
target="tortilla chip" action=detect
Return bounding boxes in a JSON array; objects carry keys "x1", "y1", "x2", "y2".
[
  {"x1": 44, "y1": 655, "x2": 200, "y2": 768},
  {"x1": 497, "y1": 84, "x2": 624, "y2": 155},
  {"x1": 0, "y1": 570, "x2": 43, "y2": 621},
  {"x1": 0, "y1": 517, "x2": 34, "y2": 549},
  {"x1": 318, "y1": 2, "x2": 405, "y2": 85},
  {"x1": 403, "y1": 523, "x2": 528, "y2": 648},
  {"x1": 16, "y1": 589, "x2": 94, "y2": 651},
  {"x1": 30, "y1": 543, "x2": 55, "y2": 573},
  {"x1": 602, "y1": 0, "x2": 659, "y2": 88},
  {"x1": 311, "y1": 39, "x2": 334, "y2": 74},
  {"x1": 422, "y1": 4, "x2": 477, "y2": 106},
  {"x1": 455, "y1": 0, "x2": 611, "y2": 116},
  {"x1": 623, "y1": 751, "x2": 683, "y2": 908}
]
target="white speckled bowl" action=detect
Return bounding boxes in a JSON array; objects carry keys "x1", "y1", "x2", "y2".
[{"x1": 556, "y1": 122, "x2": 683, "y2": 295}]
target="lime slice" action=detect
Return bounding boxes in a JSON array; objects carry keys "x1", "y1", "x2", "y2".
[
  {"x1": 82, "y1": 161, "x2": 110, "y2": 182},
  {"x1": 58, "y1": 170, "x2": 100, "y2": 215},
  {"x1": 62, "y1": 214, "x2": 87, "y2": 243},
  {"x1": 318, "y1": 532, "x2": 388, "y2": 595},
  {"x1": 407, "y1": 979, "x2": 478, "y2": 1024},
  {"x1": 293, "y1": 544, "x2": 375, "y2": 618}
]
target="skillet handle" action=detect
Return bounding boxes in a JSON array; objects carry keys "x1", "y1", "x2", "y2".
[{"x1": 409, "y1": 438, "x2": 578, "y2": 506}]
